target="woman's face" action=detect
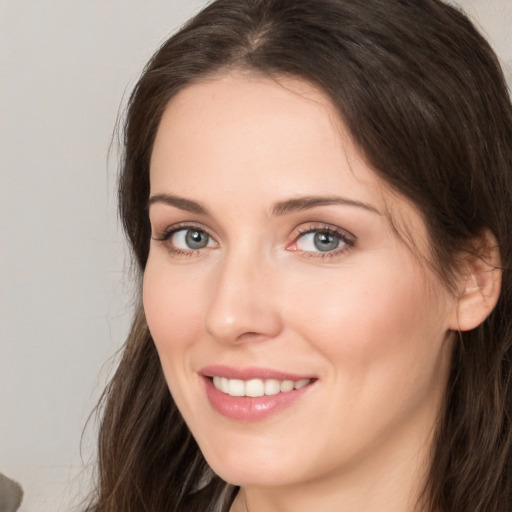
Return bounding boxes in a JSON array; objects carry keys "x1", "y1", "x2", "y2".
[{"x1": 144, "y1": 73, "x2": 458, "y2": 490}]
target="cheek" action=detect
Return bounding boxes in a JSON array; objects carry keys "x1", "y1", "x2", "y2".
[
  {"x1": 282, "y1": 256, "x2": 453, "y2": 454},
  {"x1": 143, "y1": 258, "x2": 205, "y2": 354},
  {"x1": 284, "y1": 254, "x2": 450, "y2": 378},
  {"x1": 142, "y1": 259, "x2": 210, "y2": 420}
]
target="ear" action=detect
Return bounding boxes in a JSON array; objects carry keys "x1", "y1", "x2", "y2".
[{"x1": 450, "y1": 230, "x2": 502, "y2": 332}]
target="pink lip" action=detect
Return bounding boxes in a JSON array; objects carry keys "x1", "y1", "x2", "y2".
[
  {"x1": 200, "y1": 365, "x2": 316, "y2": 422},
  {"x1": 200, "y1": 364, "x2": 313, "y2": 381}
]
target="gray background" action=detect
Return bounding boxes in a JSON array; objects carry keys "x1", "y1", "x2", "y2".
[{"x1": 1, "y1": 1, "x2": 510, "y2": 511}]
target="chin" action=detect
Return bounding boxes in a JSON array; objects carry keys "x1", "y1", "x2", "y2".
[{"x1": 199, "y1": 434, "x2": 305, "y2": 487}]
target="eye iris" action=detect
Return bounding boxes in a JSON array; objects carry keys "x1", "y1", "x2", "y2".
[
  {"x1": 185, "y1": 230, "x2": 209, "y2": 249},
  {"x1": 313, "y1": 232, "x2": 339, "y2": 252}
]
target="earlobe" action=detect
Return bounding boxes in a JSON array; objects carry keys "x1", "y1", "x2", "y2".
[{"x1": 450, "y1": 232, "x2": 502, "y2": 332}]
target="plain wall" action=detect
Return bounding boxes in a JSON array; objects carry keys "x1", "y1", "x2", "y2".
[{"x1": 0, "y1": 1, "x2": 510, "y2": 511}]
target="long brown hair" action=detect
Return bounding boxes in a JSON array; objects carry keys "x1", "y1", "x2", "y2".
[{"x1": 86, "y1": 1, "x2": 512, "y2": 510}]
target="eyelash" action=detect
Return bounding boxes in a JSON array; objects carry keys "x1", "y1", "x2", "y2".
[
  {"x1": 152, "y1": 222, "x2": 356, "y2": 259},
  {"x1": 290, "y1": 224, "x2": 356, "y2": 260},
  {"x1": 152, "y1": 222, "x2": 212, "y2": 257}
]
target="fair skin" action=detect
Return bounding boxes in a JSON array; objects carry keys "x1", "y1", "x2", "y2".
[{"x1": 144, "y1": 73, "x2": 463, "y2": 512}]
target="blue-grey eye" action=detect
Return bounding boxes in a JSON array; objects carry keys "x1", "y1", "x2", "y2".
[
  {"x1": 295, "y1": 230, "x2": 343, "y2": 252},
  {"x1": 171, "y1": 229, "x2": 213, "y2": 250},
  {"x1": 313, "y1": 231, "x2": 340, "y2": 252}
]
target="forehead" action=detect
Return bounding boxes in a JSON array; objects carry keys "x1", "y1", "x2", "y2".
[
  {"x1": 151, "y1": 73, "x2": 378, "y2": 198},
  {"x1": 149, "y1": 72, "x2": 426, "y2": 245}
]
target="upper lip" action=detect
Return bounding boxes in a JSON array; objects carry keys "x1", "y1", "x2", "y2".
[{"x1": 200, "y1": 364, "x2": 315, "y2": 381}]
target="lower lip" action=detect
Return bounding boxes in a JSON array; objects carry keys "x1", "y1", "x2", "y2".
[{"x1": 203, "y1": 377, "x2": 313, "y2": 421}]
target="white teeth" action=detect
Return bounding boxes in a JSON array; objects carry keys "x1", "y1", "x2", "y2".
[
  {"x1": 280, "y1": 380, "x2": 294, "y2": 392},
  {"x1": 220, "y1": 377, "x2": 229, "y2": 394},
  {"x1": 246, "y1": 379, "x2": 264, "y2": 397},
  {"x1": 264, "y1": 379, "x2": 281, "y2": 395},
  {"x1": 212, "y1": 377, "x2": 312, "y2": 397},
  {"x1": 228, "y1": 379, "x2": 245, "y2": 397},
  {"x1": 294, "y1": 379, "x2": 310, "y2": 390}
]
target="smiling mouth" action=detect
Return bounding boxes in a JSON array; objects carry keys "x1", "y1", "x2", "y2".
[{"x1": 211, "y1": 376, "x2": 312, "y2": 397}]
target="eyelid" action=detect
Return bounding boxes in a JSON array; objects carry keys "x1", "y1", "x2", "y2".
[
  {"x1": 151, "y1": 222, "x2": 218, "y2": 258},
  {"x1": 287, "y1": 222, "x2": 356, "y2": 258},
  {"x1": 152, "y1": 221, "x2": 214, "y2": 242}
]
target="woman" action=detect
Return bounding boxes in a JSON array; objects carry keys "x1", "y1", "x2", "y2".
[{"x1": 87, "y1": 0, "x2": 512, "y2": 511}]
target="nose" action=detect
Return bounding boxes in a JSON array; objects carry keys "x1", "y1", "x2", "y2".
[{"x1": 204, "y1": 250, "x2": 283, "y2": 345}]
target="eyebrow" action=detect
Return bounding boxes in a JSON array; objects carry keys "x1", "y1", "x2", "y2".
[
  {"x1": 148, "y1": 193, "x2": 210, "y2": 215},
  {"x1": 270, "y1": 196, "x2": 380, "y2": 216},
  {"x1": 148, "y1": 193, "x2": 380, "y2": 217}
]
